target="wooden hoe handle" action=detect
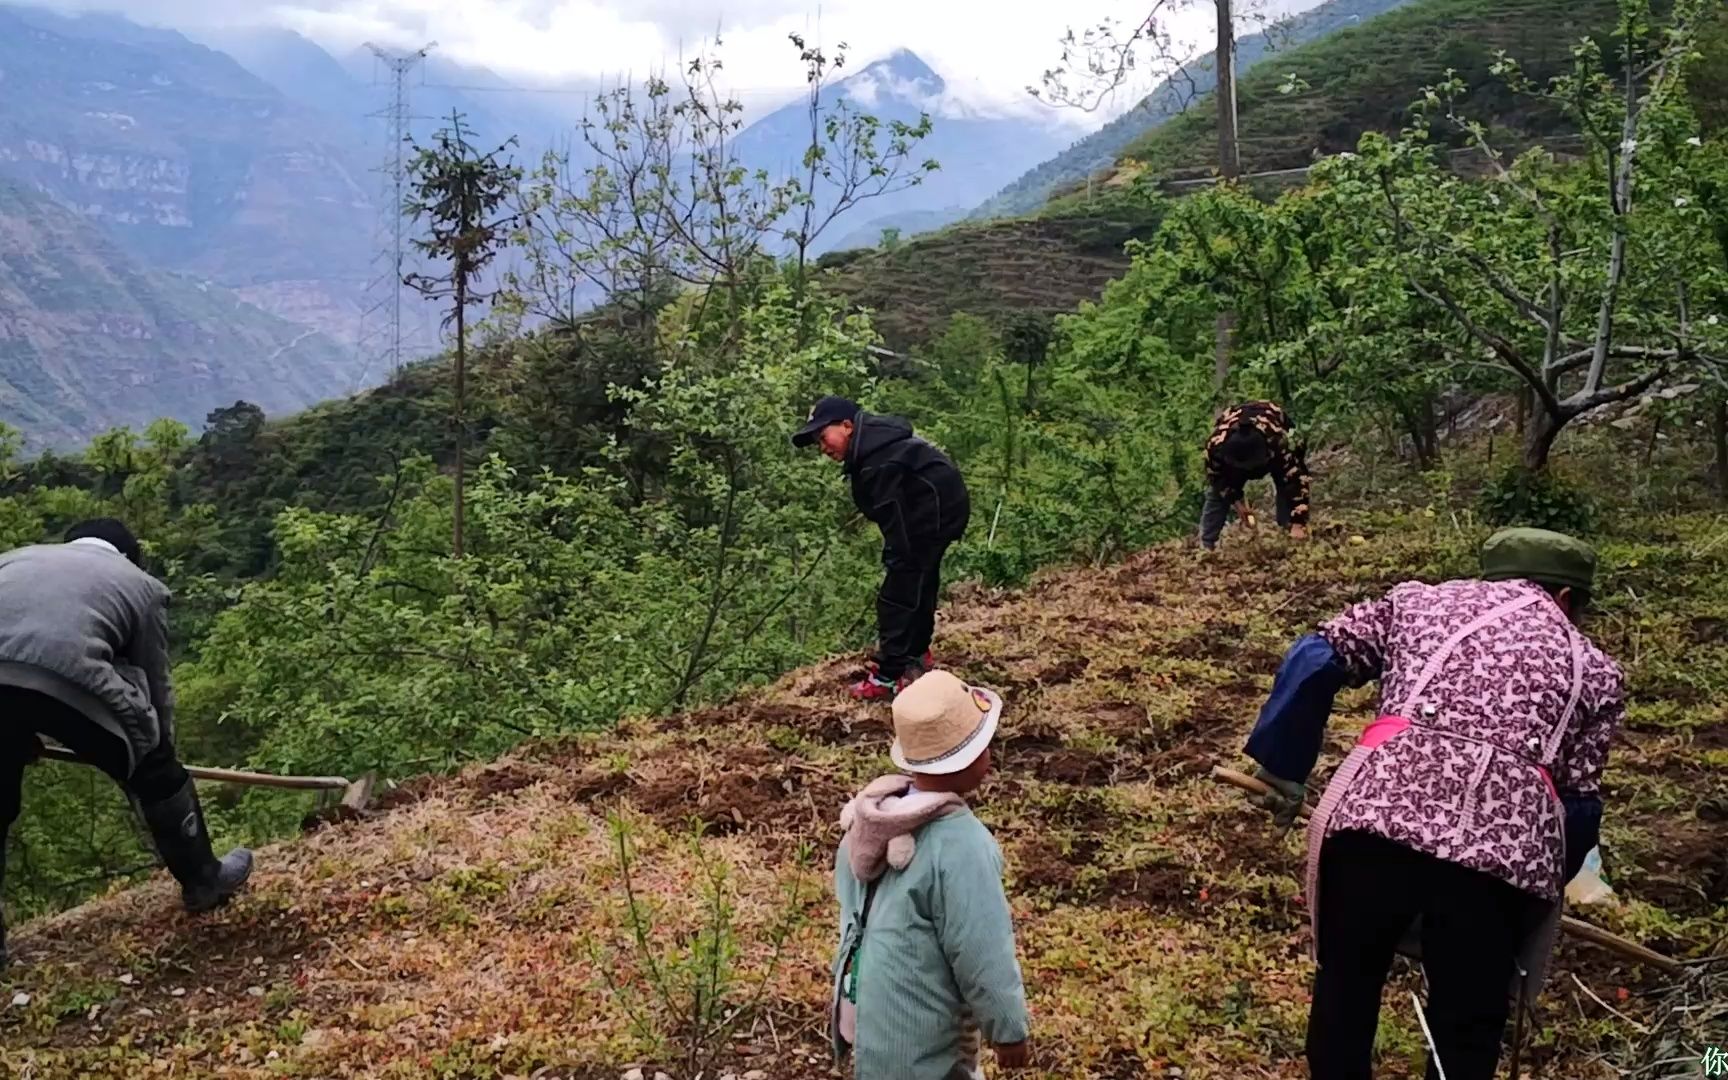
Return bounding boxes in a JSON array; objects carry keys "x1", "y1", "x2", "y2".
[{"x1": 39, "y1": 743, "x2": 352, "y2": 792}]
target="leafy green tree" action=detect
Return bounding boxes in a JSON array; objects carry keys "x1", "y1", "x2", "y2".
[
  {"x1": 1323, "y1": 0, "x2": 1727, "y2": 470},
  {"x1": 0, "y1": 422, "x2": 21, "y2": 486}
]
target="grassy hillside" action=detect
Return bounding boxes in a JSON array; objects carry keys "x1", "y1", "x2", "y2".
[
  {"x1": 1118, "y1": 0, "x2": 1619, "y2": 178},
  {"x1": 2, "y1": 475, "x2": 1721, "y2": 1077},
  {"x1": 972, "y1": 0, "x2": 1417, "y2": 220},
  {"x1": 818, "y1": 193, "x2": 1165, "y2": 350},
  {"x1": 0, "y1": 179, "x2": 365, "y2": 450}
]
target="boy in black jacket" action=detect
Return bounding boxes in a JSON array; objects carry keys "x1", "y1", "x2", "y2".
[{"x1": 794, "y1": 396, "x2": 970, "y2": 700}]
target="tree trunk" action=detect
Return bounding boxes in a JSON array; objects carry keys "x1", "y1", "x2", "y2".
[
  {"x1": 1522, "y1": 405, "x2": 1565, "y2": 472},
  {"x1": 1272, "y1": 359, "x2": 1295, "y2": 412},
  {"x1": 1396, "y1": 408, "x2": 1421, "y2": 467},
  {"x1": 453, "y1": 278, "x2": 467, "y2": 559},
  {"x1": 1215, "y1": 0, "x2": 1240, "y2": 182},
  {"x1": 1211, "y1": 0, "x2": 1240, "y2": 392},
  {"x1": 672, "y1": 459, "x2": 740, "y2": 708},
  {"x1": 1213, "y1": 311, "x2": 1235, "y2": 392},
  {"x1": 1714, "y1": 396, "x2": 1728, "y2": 502},
  {"x1": 1414, "y1": 396, "x2": 1439, "y2": 471}
]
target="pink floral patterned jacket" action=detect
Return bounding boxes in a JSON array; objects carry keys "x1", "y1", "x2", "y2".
[{"x1": 1318, "y1": 578, "x2": 1625, "y2": 900}]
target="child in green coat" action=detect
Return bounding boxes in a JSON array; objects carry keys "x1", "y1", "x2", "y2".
[{"x1": 830, "y1": 670, "x2": 1032, "y2": 1079}]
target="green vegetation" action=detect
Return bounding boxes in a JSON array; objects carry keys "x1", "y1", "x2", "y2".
[
  {"x1": 5, "y1": 0, "x2": 1725, "y2": 920},
  {"x1": 1119, "y1": 0, "x2": 1622, "y2": 177},
  {"x1": 0, "y1": 9, "x2": 1724, "y2": 1076},
  {"x1": 819, "y1": 189, "x2": 1167, "y2": 349},
  {"x1": 974, "y1": 0, "x2": 1417, "y2": 219}
]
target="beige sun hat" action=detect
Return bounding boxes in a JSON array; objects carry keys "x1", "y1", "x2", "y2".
[{"x1": 888, "y1": 670, "x2": 1003, "y2": 775}]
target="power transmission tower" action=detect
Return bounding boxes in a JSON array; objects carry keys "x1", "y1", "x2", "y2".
[{"x1": 363, "y1": 41, "x2": 437, "y2": 378}]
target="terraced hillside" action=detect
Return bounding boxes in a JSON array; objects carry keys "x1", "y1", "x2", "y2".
[
  {"x1": 1114, "y1": 0, "x2": 1619, "y2": 180},
  {"x1": 4, "y1": 505, "x2": 1721, "y2": 1078},
  {"x1": 819, "y1": 196, "x2": 1164, "y2": 350},
  {"x1": 972, "y1": 0, "x2": 1416, "y2": 220}
]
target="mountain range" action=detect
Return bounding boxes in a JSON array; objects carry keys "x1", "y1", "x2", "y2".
[
  {"x1": 0, "y1": 6, "x2": 375, "y2": 330},
  {"x1": 0, "y1": 176, "x2": 363, "y2": 446},
  {"x1": 0, "y1": 5, "x2": 1079, "y2": 446},
  {"x1": 731, "y1": 49, "x2": 1071, "y2": 253}
]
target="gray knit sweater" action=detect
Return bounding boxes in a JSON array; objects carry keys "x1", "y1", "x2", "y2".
[{"x1": 0, "y1": 542, "x2": 174, "y2": 775}]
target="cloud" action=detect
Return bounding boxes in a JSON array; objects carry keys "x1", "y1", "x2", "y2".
[{"x1": 20, "y1": 0, "x2": 1324, "y2": 125}]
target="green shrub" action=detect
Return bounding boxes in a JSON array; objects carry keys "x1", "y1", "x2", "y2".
[{"x1": 1478, "y1": 467, "x2": 1598, "y2": 534}]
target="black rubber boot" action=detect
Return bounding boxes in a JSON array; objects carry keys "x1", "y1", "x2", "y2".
[
  {"x1": 140, "y1": 778, "x2": 252, "y2": 913},
  {"x1": 1, "y1": 834, "x2": 9, "y2": 971}
]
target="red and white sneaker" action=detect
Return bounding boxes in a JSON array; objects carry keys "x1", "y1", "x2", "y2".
[
  {"x1": 849, "y1": 674, "x2": 899, "y2": 701},
  {"x1": 848, "y1": 667, "x2": 925, "y2": 701}
]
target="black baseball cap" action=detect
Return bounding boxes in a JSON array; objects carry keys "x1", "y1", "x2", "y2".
[{"x1": 791, "y1": 395, "x2": 859, "y2": 448}]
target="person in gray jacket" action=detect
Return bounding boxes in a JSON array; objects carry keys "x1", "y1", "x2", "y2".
[{"x1": 0, "y1": 519, "x2": 252, "y2": 968}]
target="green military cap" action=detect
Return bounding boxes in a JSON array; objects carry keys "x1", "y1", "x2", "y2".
[{"x1": 1480, "y1": 527, "x2": 1597, "y2": 592}]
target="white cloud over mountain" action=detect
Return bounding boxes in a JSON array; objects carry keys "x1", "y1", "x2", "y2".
[{"x1": 24, "y1": 0, "x2": 1310, "y2": 124}]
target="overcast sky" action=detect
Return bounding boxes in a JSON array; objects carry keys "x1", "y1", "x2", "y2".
[{"x1": 31, "y1": 0, "x2": 1325, "y2": 123}]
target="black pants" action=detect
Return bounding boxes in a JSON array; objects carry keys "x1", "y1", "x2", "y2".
[
  {"x1": 1307, "y1": 831, "x2": 1547, "y2": 1080},
  {"x1": 1, "y1": 688, "x2": 190, "y2": 911},
  {"x1": 1198, "y1": 481, "x2": 1297, "y2": 549},
  {"x1": 875, "y1": 539, "x2": 955, "y2": 680}
]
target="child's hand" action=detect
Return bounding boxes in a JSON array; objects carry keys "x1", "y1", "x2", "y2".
[{"x1": 995, "y1": 1039, "x2": 1033, "y2": 1069}]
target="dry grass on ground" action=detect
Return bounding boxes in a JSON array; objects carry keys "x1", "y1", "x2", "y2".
[{"x1": 3, "y1": 514, "x2": 1724, "y2": 1078}]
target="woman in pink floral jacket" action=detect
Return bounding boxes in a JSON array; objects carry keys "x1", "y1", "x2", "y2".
[{"x1": 1241, "y1": 527, "x2": 1624, "y2": 1080}]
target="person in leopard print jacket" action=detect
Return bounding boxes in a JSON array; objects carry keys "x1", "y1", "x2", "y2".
[
  {"x1": 1200, "y1": 400, "x2": 1311, "y2": 550},
  {"x1": 1240, "y1": 527, "x2": 1624, "y2": 1080}
]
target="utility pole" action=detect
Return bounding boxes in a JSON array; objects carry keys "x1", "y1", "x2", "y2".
[
  {"x1": 1213, "y1": 0, "x2": 1240, "y2": 392},
  {"x1": 1215, "y1": 0, "x2": 1241, "y2": 181},
  {"x1": 364, "y1": 41, "x2": 436, "y2": 378}
]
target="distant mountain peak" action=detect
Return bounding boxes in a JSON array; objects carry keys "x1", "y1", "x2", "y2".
[
  {"x1": 847, "y1": 47, "x2": 945, "y2": 101},
  {"x1": 874, "y1": 48, "x2": 940, "y2": 83}
]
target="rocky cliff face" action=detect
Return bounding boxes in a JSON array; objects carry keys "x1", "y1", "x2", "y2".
[
  {"x1": 0, "y1": 177, "x2": 364, "y2": 448},
  {"x1": 0, "y1": 5, "x2": 377, "y2": 336}
]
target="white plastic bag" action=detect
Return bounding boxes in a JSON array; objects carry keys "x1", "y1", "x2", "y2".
[{"x1": 1565, "y1": 845, "x2": 1617, "y2": 905}]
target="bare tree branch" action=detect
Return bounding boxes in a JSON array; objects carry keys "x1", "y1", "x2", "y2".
[
  {"x1": 1564, "y1": 364, "x2": 1668, "y2": 414},
  {"x1": 1460, "y1": 250, "x2": 1554, "y2": 329},
  {"x1": 1033, "y1": 0, "x2": 1282, "y2": 114}
]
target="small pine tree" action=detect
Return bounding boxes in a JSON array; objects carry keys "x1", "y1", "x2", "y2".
[{"x1": 403, "y1": 111, "x2": 521, "y2": 557}]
